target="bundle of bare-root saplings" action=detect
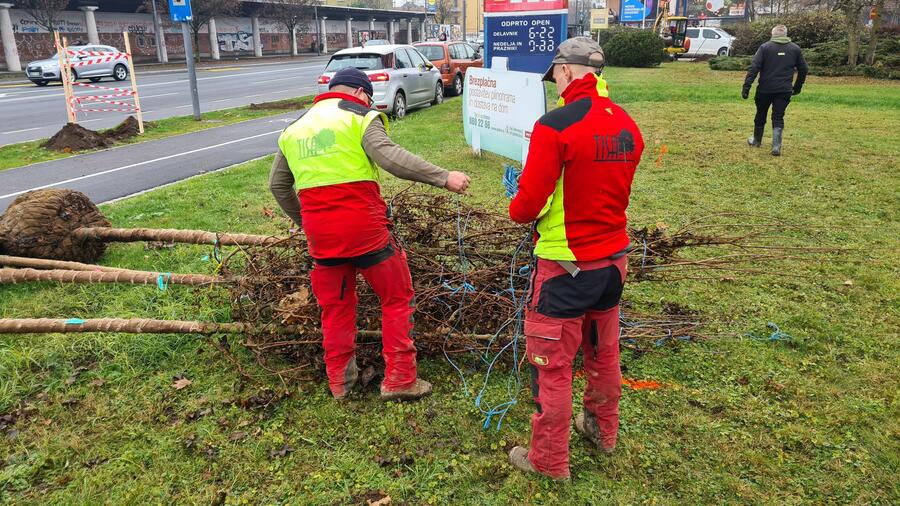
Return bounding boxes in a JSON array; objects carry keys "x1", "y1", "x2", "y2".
[{"x1": 0, "y1": 189, "x2": 834, "y2": 381}]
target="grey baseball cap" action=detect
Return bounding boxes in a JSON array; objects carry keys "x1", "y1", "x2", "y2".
[{"x1": 542, "y1": 37, "x2": 606, "y2": 82}]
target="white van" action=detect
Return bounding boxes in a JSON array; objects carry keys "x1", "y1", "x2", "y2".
[{"x1": 684, "y1": 28, "x2": 734, "y2": 57}]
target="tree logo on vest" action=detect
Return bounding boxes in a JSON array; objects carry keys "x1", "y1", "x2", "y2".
[
  {"x1": 593, "y1": 129, "x2": 636, "y2": 163},
  {"x1": 297, "y1": 129, "x2": 337, "y2": 159}
]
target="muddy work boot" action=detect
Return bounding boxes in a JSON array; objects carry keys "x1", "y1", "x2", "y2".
[
  {"x1": 747, "y1": 125, "x2": 764, "y2": 147},
  {"x1": 574, "y1": 412, "x2": 615, "y2": 455},
  {"x1": 508, "y1": 446, "x2": 569, "y2": 481},
  {"x1": 380, "y1": 378, "x2": 432, "y2": 401},
  {"x1": 771, "y1": 127, "x2": 784, "y2": 156}
]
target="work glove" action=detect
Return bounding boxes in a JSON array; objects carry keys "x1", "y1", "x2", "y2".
[
  {"x1": 792, "y1": 85, "x2": 802, "y2": 96},
  {"x1": 741, "y1": 88, "x2": 750, "y2": 100}
]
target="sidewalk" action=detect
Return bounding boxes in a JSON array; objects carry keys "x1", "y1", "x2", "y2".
[{"x1": 0, "y1": 53, "x2": 331, "y2": 83}]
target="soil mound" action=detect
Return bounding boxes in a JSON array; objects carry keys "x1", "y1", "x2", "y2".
[{"x1": 41, "y1": 116, "x2": 141, "y2": 152}]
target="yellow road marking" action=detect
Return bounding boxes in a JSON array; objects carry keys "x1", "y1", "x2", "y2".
[{"x1": 0, "y1": 83, "x2": 34, "y2": 89}]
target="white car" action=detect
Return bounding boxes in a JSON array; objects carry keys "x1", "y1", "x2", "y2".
[
  {"x1": 684, "y1": 28, "x2": 734, "y2": 57},
  {"x1": 316, "y1": 45, "x2": 443, "y2": 119},
  {"x1": 25, "y1": 44, "x2": 129, "y2": 86}
]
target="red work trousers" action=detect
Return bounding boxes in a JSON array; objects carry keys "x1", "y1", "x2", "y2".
[
  {"x1": 524, "y1": 255, "x2": 627, "y2": 479},
  {"x1": 309, "y1": 246, "x2": 417, "y2": 397}
]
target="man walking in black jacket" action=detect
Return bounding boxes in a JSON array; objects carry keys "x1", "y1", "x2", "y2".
[{"x1": 742, "y1": 25, "x2": 808, "y2": 156}]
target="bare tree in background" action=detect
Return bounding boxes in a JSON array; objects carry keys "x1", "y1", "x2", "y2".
[
  {"x1": 865, "y1": 0, "x2": 884, "y2": 64},
  {"x1": 836, "y1": 0, "x2": 873, "y2": 67},
  {"x1": 264, "y1": 0, "x2": 315, "y2": 56},
  {"x1": 434, "y1": 0, "x2": 453, "y2": 24},
  {"x1": 18, "y1": 0, "x2": 68, "y2": 33},
  {"x1": 149, "y1": 0, "x2": 241, "y2": 60}
]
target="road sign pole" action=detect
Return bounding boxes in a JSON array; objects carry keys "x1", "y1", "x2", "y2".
[{"x1": 181, "y1": 21, "x2": 201, "y2": 121}]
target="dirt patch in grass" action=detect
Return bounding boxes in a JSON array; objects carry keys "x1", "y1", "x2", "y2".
[{"x1": 249, "y1": 98, "x2": 312, "y2": 110}]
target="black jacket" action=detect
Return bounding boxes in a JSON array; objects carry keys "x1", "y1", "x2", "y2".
[{"x1": 743, "y1": 39, "x2": 808, "y2": 95}]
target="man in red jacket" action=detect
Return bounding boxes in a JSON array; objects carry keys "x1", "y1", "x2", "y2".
[{"x1": 507, "y1": 38, "x2": 644, "y2": 480}]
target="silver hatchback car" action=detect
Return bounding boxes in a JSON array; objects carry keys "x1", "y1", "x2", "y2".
[
  {"x1": 25, "y1": 44, "x2": 129, "y2": 86},
  {"x1": 316, "y1": 44, "x2": 443, "y2": 118}
]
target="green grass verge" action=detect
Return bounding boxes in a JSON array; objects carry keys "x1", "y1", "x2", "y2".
[
  {"x1": 1, "y1": 63, "x2": 898, "y2": 504},
  {"x1": 0, "y1": 96, "x2": 314, "y2": 172}
]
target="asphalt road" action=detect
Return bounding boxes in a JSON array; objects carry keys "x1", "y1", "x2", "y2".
[
  {"x1": 0, "y1": 111, "x2": 302, "y2": 212},
  {"x1": 0, "y1": 59, "x2": 326, "y2": 146}
]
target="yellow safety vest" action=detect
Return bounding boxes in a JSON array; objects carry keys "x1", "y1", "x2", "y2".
[{"x1": 278, "y1": 98, "x2": 388, "y2": 190}]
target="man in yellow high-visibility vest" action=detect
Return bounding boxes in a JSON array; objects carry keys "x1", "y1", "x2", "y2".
[{"x1": 269, "y1": 68, "x2": 471, "y2": 401}]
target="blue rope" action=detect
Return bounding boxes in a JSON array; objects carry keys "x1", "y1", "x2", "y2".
[
  {"x1": 64, "y1": 318, "x2": 85, "y2": 325},
  {"x1": 503, "y1": 165, "x2": 521, "y2": 198},
  {"x1": 442, "y1": 195, "x2": 474, "y2": 396},
  {"x1": 747, "y1": 322, "x2": 793, "y2": 342}
]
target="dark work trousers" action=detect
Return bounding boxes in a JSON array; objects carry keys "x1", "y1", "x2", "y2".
[{"x1": 754, "y1": 92, "x2": 792, "y2": 129}]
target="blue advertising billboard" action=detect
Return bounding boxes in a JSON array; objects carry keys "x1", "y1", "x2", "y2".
[
  {"x1": 621, "y1": 0, "x2": 657, "y2": 22},
  {"x1": 484, "y1": 13, "x2": 568, "y2": 75}
]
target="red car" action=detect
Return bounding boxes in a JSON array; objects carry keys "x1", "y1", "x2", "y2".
[{"x1": 414, "y1": 42, "x2": 483, "y2": 96}]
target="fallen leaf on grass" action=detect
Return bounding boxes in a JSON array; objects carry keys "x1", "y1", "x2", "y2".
[
  {"x1": 229, "y1": 431, "x2": 248, "y2": 442},
  {"x1": 185, "y1": 408, "x2": 212, "y2": 421},
  {"x1": 369, "y1": 496, "x2": 391, "y2": 506},
  {"x1": 262, "y1": 207, "x2": 276, "y2": 218},
  {"x1": 65, "y1": 366, "x2": 90, "y2": 386},
  {"x1": 89, "y1": 378, "x2": 106, "y2": 388},
  {"x1": 171, "y1": 378, "x2": 193, "y2": 390},
  {"x1": 269, "y1": 444, "x2": 294, "y2": 458},
  {"x1": 62, "y1": 398, "x2": 79, "y2": 407}
]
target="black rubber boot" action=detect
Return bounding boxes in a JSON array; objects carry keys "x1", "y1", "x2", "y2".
[
  {"x1": 771, "y1": 127, "x2": 783, "y2": 156},
  {"x1": 747, "y1": 125, "x2": 764, "y2": 147}
]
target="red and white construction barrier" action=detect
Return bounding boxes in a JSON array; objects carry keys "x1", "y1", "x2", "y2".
[
  {"x1": 69, "y1": 53, "x2": 129, "y2": 68},
  {"x1": 54, "y1": 32, "x2": 144, "y2": 134}
]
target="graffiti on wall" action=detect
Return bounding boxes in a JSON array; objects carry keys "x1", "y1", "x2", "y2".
[{"x1": 218, "y1": 31, "x2": 254, "y2": 52}]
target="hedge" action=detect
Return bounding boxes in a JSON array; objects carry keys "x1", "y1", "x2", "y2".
[
  {"x1": 725, "y1": 11, "x2": 845, "y2": 56},
  {"x1": 603, "y1": 29, "x2": 666, "y2": 68}
]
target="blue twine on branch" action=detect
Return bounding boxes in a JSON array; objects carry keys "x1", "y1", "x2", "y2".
[
  {"x1": 156, "y1": 273, "x2": 171, "y2": 291},
  {"x1": 442, "y1": 281, "x2": 476, "y2": 294},
  {"x1": 64, "y1": 318, "x2": 85, "y2": 325}
]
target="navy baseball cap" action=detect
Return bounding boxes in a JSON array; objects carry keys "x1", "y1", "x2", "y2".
[{"x1": 329, "y1": 67, "x2": 374, "y2": 97}]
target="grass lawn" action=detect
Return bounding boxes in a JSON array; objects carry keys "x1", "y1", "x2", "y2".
[
  {"x1": 0, "y1": 96, "x2": 313, "y2": 172},
  {"x1": 1, "y1": 63, "x2": 898, "y2": 504}
]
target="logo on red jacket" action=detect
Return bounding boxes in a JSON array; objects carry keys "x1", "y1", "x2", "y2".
[{"x1": 593, "y1": 129, "x2": 636, "y2": 163}]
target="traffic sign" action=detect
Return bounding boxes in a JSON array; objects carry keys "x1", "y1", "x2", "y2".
[{"x1": 168, "y1": 0, "x2": 193, "y2": 22}]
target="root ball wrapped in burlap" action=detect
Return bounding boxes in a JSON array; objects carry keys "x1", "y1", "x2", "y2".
[{"x1": 0, "y1": 189, "x2": 111, "y2": 262}]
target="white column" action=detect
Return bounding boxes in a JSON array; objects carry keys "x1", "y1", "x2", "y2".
[
  {"x1": 251, "y1": 16, "x2": 262, "y2": 57},
  {"x1": 406, "y1": 19, "x2": 412, "y2": 44},
  {"x1": 420, "y1": 18, "x2": 426, "y2": 42},
  {"x1": 388, "y1": 20, "x2": 395, "y2": 44},
  {"x1": 369, "y1": 17, "x2": 375, "y2": 35},
  {"x1": 208, "y1": 17, "x2": 220, "y2": 60},
  {"x1": 80, "y1": 6, "x2": 100, "y2": 45},
  {"x1": 0, "y1": 3, "x2": 20, "y2": 72},
  {"x1": 320, "y1": 16, "x2": 328, "y2": 53},
  {"x1": 345, "y1": 17, "x2": 353, "y2": 48},
  {"x1": 290, "y1": 27, "x2": 297, "y2": 56}
]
